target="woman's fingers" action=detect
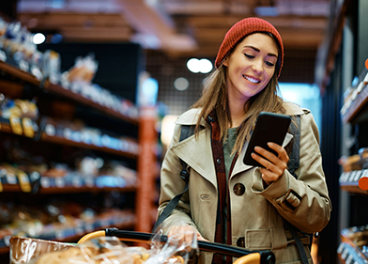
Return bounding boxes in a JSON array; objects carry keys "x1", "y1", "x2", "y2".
[
  {"x1": 250, "y1": 143, "x2": 289, "y2": 185},
  {"x1": 167, "y1": 225, "x2": 201, "y2": 251}
]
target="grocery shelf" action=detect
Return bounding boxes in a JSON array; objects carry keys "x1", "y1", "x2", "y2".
[
  {"x1": 44, "y1": 82, "x2": 138, "y2": 125},
  {"x1": 41, "y1": 133, "x2": 138, "y2": 159},
  {"x1": 1, "y1": 165, "x2": 136, "y2": 194},
  {"x1": 339, "y1": 170, "x2": 368, "y2": 195},
  {"x1": 341, "y1": 84, "x2": 368, "y2": 124},
  {"x1": 0, "y1": 120, "x2": 138, "y2": 159},
  {"x1": 0, "y1": 61, "x2": 138, "y2": 125},
  {"x1": 0, "y1": 61, "x2": 40, "y2": 86},
  {"x1": 338, "y1": 226, "x2": 368, "y2": 264},
  {"x1": 337, "y1": 242, "x2": 368, "y2": 264}
]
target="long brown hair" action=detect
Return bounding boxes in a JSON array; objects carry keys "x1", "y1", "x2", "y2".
[{"x1": 191, "y1": 32, "x2": 286, "y2": 155}]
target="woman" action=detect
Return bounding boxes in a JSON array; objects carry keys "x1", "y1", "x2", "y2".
[{"x1": 157, "y1": 17, "x2": 332, "y2": 264}]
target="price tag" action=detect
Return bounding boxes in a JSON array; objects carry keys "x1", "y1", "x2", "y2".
[
  {"x1": 9, "y1": 116, "x2": 22, "y2": 135},
  {"x1": 22, "y1": 118, "x2": 35, "y2": 138},
  {"x1": 55, "y1": 178, "x2": 65, "y2": 188},
  {"x1": 6, "y1": 174, "x2": 17, "y2": 184},
  {"x1": 17, "y1": 172, "x2": 31, "y2": 192},
  {"x1": 41, "y1": 177, "x2": 50, "y2": 188}
]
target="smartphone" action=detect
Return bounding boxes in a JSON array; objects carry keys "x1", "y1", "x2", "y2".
[{"x1": 243, "y1": 112, "x2": 291, "y2": 167}]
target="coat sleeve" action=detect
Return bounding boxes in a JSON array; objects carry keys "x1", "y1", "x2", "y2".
[
  {"x1": 251, "y1": 111, "x2": 332, "y2": 234},
  {"x1": 156, "y1": 123, "x2": 198, "y2": 234}
]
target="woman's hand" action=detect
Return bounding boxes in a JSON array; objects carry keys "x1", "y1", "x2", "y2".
[
  {"x1": 250, "y1": 142, "x2": 289, "y2": 186},
  {"x1": 167, "y1": 225, "x2": 208, "y2": 251}
]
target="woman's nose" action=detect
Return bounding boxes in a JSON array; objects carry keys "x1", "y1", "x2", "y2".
[{"x1": 252, "y1": 59, "x2": 263, "y2": 74}]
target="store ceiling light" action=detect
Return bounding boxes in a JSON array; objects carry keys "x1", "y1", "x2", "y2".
[
  {"x1": 33, "y1": 33, "x2": 45, "y2": 44},
  {"x1": 187, "y1": 58, "x2": 213, "y2": 74},
  {"x1": 174, "y1": 77, "x2": 189, "y2": 91},
  {"x1": 199, "y1": 58, "x2": 213, "y2": 73},
  {"x1": 187, "y1": 58, "x2": 200, "y2": 73}
]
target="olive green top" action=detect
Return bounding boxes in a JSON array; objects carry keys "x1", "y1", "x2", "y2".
[
  {"x1": 223, "y1": 127, "x2": 238, "y2": 179},
  {"x1": 223, "y1": 127, "x2": 238, "y2": 245}
]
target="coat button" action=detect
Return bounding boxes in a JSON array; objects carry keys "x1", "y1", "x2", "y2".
[
  {"x1": 237, "y1": 237, "x2": 245, "y2": 247},
  {"x1": 216, "y1": 158, "x2": 221, "y2": 164},
  {"x1": 233, "y1": 183, "x2": 245, "y2": 195}
]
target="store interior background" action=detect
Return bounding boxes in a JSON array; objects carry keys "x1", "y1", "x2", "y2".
[{"x1": 1, "y1": 0, "x2": 368, "y2": 263}]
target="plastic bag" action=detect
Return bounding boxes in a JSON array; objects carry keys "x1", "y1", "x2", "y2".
[
  {"x1": 149, "y1": 228, "x2": 199, "y2": 264},
  {"x1": 10, "y1": 236, "x2": 75, "y2": 264},
  {"x1": 10, "y1": 236, "x2": 146, "y2": 264},
  {"x1": 9, "y1": 230, "x2": 198, "y2": 264}
]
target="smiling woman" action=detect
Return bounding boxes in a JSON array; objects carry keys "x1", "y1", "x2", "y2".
[{"x1": 156, "y1": 17, "x2": 331, "y2": 264}]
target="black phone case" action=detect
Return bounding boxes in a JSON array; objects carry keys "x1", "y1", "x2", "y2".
[{"x1": 243, "y1": 112, "x2": 291, "y2": 167}]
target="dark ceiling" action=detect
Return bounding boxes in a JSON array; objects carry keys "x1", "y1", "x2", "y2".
[{"x1": 14, "y1": 0, "x2": 331, "y2": 59}]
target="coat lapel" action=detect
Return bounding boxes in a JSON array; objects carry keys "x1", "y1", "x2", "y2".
[{"x1": 170, "y1": 128, "x2": 218, "y2": 190}]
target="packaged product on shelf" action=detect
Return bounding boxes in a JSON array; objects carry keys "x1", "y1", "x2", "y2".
[
  {"x1": 61, "y1": 53, "x2": 98, "y2": 90},
  {"x1": 0, "y1": 18, "x2": 7, "y2": 61},
  {"x1": 42, "y1": 50, "x2": 61, "y2": 84},
  {"x1": 338, "y1": 149, "x2": 368, "y2": 172},
  {"x1": 341, "y1": 225, "x2": 368, "y2": 259}
]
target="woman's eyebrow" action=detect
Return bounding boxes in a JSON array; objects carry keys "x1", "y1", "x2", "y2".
[{"x1": 243, "y1": 45, "x2": 278, "y2": 58}]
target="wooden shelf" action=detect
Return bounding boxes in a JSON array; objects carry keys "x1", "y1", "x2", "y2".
[
  {"x1": 44, "y1": 82, "x2": 138, "y2": 125},
  {"x1": 342, "y1": 84, "x2": 368, "y2": 124},
  {"x1": 0, "y1": 61, "x2": 40, "y2": 86},
  {"x1": 0, "y1": 61, "x2": 138, "y2": 125},
  {"x1": 41, "y1": 133, "x2": 138, "y2": 159},
  {"x1": 1, "y1": 182, "x2": 136, "y2": 194},
  {"x1": 339, "y1": 170, "x2": 368, "y2": 195},
  {"x1": 0, "y1": 121, "x2": 138, "y2": 159}
]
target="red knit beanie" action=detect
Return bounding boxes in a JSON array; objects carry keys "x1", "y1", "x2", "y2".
[{"x1": 215, "y1": 17, "x2": 284, "y2": 78}]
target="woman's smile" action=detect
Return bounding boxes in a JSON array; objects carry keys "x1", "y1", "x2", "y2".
[{"x1": 243, "y1": 74, "x2": 261, "y2": 84}]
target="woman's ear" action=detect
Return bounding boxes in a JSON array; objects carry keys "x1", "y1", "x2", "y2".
[{"x1": 222, "y1": 57, "x2": 228, "y2": 67}]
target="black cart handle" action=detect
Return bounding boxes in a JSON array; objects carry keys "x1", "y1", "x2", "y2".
[{"x1": 105, "y1": 228, "x2": 275, "y2": 264}]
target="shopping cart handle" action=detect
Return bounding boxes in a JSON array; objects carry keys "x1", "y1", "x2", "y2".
[{"x1": 105, "y1": 228, "x2": 275, "y2": 264}]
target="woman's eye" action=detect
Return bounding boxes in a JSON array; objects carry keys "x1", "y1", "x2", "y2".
[
  {"x1": 265, "y1": 61, "x2": 275, "y2": 67},
  {"x1": 244, "y1": 53, "x2": 254, "y2": 59}
]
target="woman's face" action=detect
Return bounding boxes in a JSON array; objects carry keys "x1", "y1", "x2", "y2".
[{"x1": 223, "y1": 33, "x2": 278, "y2": 105}]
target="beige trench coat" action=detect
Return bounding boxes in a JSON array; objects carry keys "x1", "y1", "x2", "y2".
[{"x1": 157, "y1": 102, "x2": 332, "y2": 264}]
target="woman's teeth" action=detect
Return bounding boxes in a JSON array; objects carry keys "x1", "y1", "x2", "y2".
[{"x1": 243, "y1": 75, "x2": 260, "y2": 83}]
